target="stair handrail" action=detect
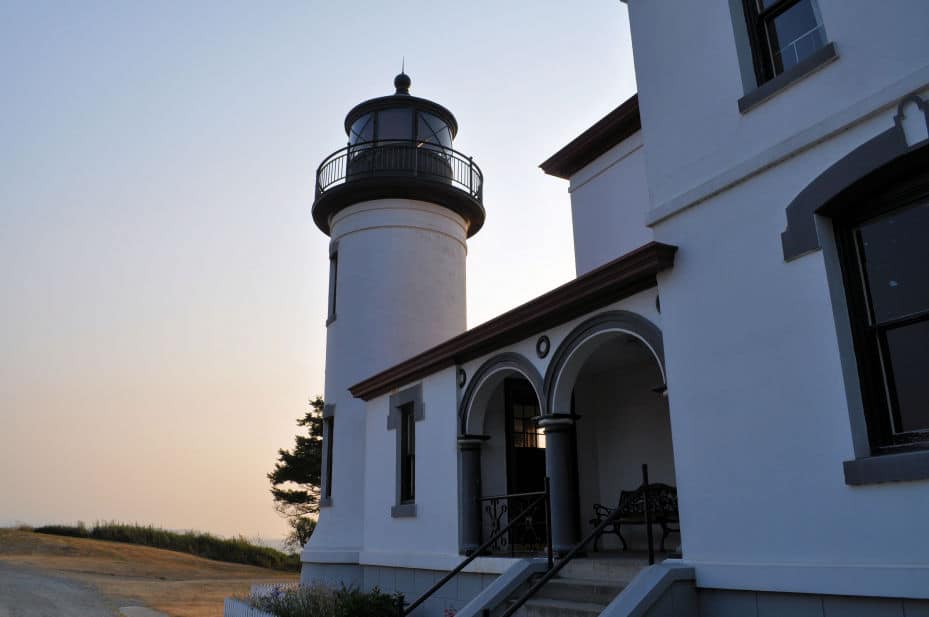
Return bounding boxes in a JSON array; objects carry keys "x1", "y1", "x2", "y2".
[
  {"x1": 400, "y1": 479, "x2": 552, "y2": 616},
  {"x1": 498, "y1": 506, "x2": 620, "y2": 617},
  {"x1": 499, "y1": 463, "x2": 657, "y2": 617}
]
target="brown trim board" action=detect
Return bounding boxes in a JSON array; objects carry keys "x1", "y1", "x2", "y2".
[
  {"x1": 349, "y1": 241, "x2": 677, "y2": 401},
  {"x1": 539, "y1": 93, "x2": 641, "y2": 180}
]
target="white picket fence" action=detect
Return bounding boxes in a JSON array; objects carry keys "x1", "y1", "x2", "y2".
[{"x1": 223, "y1": 598, "x2": 275, "y2": 617}]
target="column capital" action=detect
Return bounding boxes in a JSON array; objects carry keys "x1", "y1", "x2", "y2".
[
  {"x1": 457, "y1": 434, "x2": 490, "y2": 448},
  {"x1": 537, "y1": 413, "x2": 580, "y2": 430}
]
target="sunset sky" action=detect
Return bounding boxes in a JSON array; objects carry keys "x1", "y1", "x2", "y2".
[{"x1": 0, "y1": 1, "x2": 636, "y2": 545}]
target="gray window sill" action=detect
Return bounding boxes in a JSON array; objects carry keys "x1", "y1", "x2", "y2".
[
  {"x1": 391, "y1": 503, "x2": 417, "y2": 518},
  {"x1": 320, "y1": 497, "x2": 333, "y2": 507},
  {"x1": 739, "y1": 42, "x2": 839, "y2": 114},
  {"x1": 844, "y1": 449, "x2": 929, "y2": 485}
]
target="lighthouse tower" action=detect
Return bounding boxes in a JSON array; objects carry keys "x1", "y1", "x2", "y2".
[{"x1": 302, "y1": 73, "x2": 484, "y2": 581}]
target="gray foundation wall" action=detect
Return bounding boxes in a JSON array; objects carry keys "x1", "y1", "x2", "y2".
[
  {"x1": 301, "y1": 562, "x2": 498, "y2": 617},
  {"x1": 641, "y1": 585, "x2": 929, "y2": 617}
]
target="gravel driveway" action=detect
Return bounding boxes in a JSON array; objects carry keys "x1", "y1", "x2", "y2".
[{"x1": 0, "y1": 561, "x2": 115, "y2": 617}]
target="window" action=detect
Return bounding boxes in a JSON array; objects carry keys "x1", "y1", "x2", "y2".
[
  {"x1": 836, "y1": 183, "x2": 929, "y2": 454},
  {"x1": 742, "y1": 0, "x2": 827, "y2": 84},
  {"x1": 324, "y1": 416, "x2": 334, "y2": 499},
  {"x1": 399, "y1": 403, "x2": 415, "y2": 503},
  {"x1": 327, "y1": 246, "x2": 338, "y2": 325},
  {"x1": 388, "y1": 384, "x2": 422, "y2": 517},
  {"x1": 320, "y1": 404, "x2": 335, "y2": 506}
]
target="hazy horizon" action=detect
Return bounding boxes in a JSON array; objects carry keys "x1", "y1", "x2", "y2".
[{"x1": 1, "y1": 1, "x2": 636, "y2": 541}]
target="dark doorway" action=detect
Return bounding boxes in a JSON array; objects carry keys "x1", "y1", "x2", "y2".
[{"x1": 504, "y1": 378, "x2": 546, "y2": 549}]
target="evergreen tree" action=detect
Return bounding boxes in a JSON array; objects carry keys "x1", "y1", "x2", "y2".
[{"x1": 269, "y1": 396, "x2": 323, "y2": 552}]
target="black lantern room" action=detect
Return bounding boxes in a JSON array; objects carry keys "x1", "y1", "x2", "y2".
[{"x1": 312, "y1": 74, "x2": 485, "y2": 237}]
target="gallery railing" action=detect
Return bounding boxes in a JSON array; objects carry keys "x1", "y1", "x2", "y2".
[
  {"x1": 397, "y1": 478, "x2": 552, "y2": 617},
  {"x1": 315, "y1": 140, "x2": 483, "y2": 203}
]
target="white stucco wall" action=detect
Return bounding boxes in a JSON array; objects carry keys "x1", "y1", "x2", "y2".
[
  {"x1": 649, "y1": 102, "x2": 929, "y2": 596},
  {"x1": 304, "y1": 199, "x2": 468, "y2": 563},
  {"x1": 568, "y1": 133, "x2": 653, "y2": 275},
  {"x1": 627, "y1": 0, "x2": 929, "y2": 217}
]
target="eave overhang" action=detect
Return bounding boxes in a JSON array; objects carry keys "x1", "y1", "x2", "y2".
[{"x1": 539, "y1": 93, "x2": 641, "y2": 180}]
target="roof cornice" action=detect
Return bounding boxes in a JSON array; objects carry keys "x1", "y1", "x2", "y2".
[
  {"x1": 539, "y1": 93, "x2": 640, "y2": 180},
  {"x1": 349, "y1": 241, "x2": 677, "y2": 401}
]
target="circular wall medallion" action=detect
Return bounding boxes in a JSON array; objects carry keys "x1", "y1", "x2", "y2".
[
  {"x1": 536, "y1": 335, "x2": 551, "y2": 359},
  {"x1": 457, "y1": 368, "x2": 467, "y2": 388}
]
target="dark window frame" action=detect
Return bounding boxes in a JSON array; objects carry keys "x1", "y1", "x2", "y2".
[
  {"x1": 741, "y1": 0, "x2": 825, "y2": 85},
  {"x1": 388, "y1": 384, "x2": 424, "y2": 517},
  {"x1": 399, "y1": 403, "x2": 416, "y2": 504},
  {"x1": 326, "y1": 243, "x2": 338, "y2": 326},
  {"x1": 834, "y1": 170, "x2": 929, "y2": 455},
  {"x1": 324, "y1": 416, "x2": 334, "y2": 499},
  {"x1": 320, "y1": 404, "x2": 336, "y2": 507}
]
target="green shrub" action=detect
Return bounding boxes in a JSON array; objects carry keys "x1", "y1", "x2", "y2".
[
  {"x1": 249, "y1": 584, "x2": 398, "y2": 617},
  {"x1": 33, "y1": 522, "x2": 300, "y2": 571}
]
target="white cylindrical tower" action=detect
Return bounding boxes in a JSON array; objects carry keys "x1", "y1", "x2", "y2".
[{"x1": 301, "y1": 73, "x2": 485, "y2": 581}]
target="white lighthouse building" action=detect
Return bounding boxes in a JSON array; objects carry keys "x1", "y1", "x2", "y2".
[
  {"x1": 303, "y1": 73, "x2": 485, "y2": 586},
  {"x1": 295, "y1": 2, "x2": 929, "y2": 615}
]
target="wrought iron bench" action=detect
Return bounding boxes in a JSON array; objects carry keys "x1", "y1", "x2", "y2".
[{"x1": 589, "y1": 482, "x2": 679, "y2": 552}]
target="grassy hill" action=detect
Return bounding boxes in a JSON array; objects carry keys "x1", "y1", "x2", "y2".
[{"x1": 0, "y1": 528, "x2": 297, "y2": 617}]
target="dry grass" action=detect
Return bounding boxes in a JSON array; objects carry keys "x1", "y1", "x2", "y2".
[{"x1": 0, "y1": 528, "x2": 297, "y2": 617}]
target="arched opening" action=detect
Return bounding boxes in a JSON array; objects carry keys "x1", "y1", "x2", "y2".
[
  {"x1": 543, "y1": 312, "x2": 680, "y2": 557},
  {"x1": 572, "y1": 333, "x2": 676, "y2": 553},
  {"x1": 459, "y1": 355, "x2": 547, "y2": 555}
]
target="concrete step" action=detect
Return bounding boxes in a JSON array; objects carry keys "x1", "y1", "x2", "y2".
[
  {"x1": 533, "y1": 577, "x2": 624, "y2": 604},
  {"x1": 514, "y1": 598, "x2": 607, "y2": 617},
  {"x1": 558, "y1": 558, "x2": 646, "y2": 583}
]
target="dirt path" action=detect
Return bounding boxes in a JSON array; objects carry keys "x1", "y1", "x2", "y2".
[
  {"x1": 0, "y1": 561, "x2": 115, "y2": 616},
  {"x1": 0, "y1": 529, "x2": 297, "y2": 617}
]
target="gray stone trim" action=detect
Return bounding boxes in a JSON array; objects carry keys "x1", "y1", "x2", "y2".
[
  {"x1": 390, "y1": 503, "x2": 417, "y2": 518},
  {"x1": 782, "y1": 94, "x2": 929, "y2": 261},
  {"x1": 320, "y1": 404, "x2": 335, "y2": 507},
  {"x1": 543, "y1": 310, "x2": 665, "y2": 415},
  {"x1": 844, "y1": 450, "x2": 929, "y2": 486},
  {"x1": 600, "y1": 564, "x2": 696, "y2": 617},
  {"x1": 458, "y1": 352, "x2": 544, "y2": 435},
  {"x1": 727, "y1": 0, "x2": 758, "y2": 96},
  {"x1": 739, "y1": 42, "x2": 839, "y2": 114},
  {"x1": 388, "y1": 384, "x2": 424, "y2": 517}
]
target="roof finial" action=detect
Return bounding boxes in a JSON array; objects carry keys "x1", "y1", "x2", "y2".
[{"x1": 394, "y1": 60, "x2": 411, "y2": 95}]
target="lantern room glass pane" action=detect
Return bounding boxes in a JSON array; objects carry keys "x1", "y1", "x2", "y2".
[
  {"x1": 349, "y1": 113, "x2": 373, "y2": 145},
  {"x1": 417, "y1": 112, "x2": 452, "y2": 149},
  {"x1": 376, "y1": 109, "x2": 413, "y2": 141}
]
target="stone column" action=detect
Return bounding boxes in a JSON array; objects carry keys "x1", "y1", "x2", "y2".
[
  {"x1": 458, "y1": 435, "x2": 488, "y2": 555},
  {"x1": 539, "y1": 414, "x2": 580, "y2": 556}
]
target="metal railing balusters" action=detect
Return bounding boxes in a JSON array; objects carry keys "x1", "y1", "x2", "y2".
[{"x1": 314, "y1": 140, "x2": 482, "y2": 203}]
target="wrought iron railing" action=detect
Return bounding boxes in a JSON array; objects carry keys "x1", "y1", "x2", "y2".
[
  {"x1": 315, "y1": 140, "x2": 483, "y2": 203},
  {"x1": 498, "y1": 464, "x2": 659, "y2": 617},
  {"x1": 397, "y1": 478, "x2": 552, "y2": 617},
  {"x1": 479, "y1": 490, "x2": 550, "y2": 557}
]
